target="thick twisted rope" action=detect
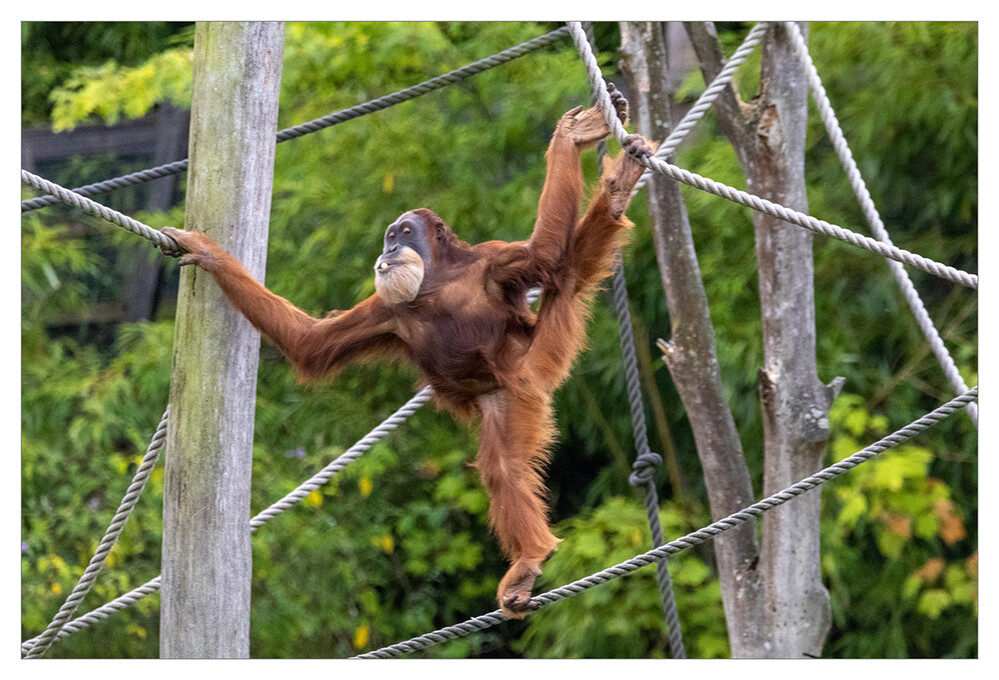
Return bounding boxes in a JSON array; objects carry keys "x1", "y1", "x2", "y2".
[
  {"x1": 609, "y1": 225, "x2": 685, "y2": 660},
  {"x1": 20, "y1": 388, "x2": 433, "y2": 654},
  {"x1": 249, "y1": 387, "x2": 433, "y2": 529},
  {"x1": 21, "y1": 161, "x2": 191, "y2": 214},
  {"x1": 21, "y1": 575, "x2": 164, "y2": 656},
  {"x1": 609, "y1": 266, "x2": 664, "y2": 498},
  {"x1": 355, "y1": 386, "x2": 977, "y2": 658},
  {"x1": 607, "y1": 265, "x2": 658, "y2": 492},
  {"x1": 783, "y1": 22, "x2": 977, "y2": 427},
  {"x1": 275, "y1": 27, "x2": 569, "y2": 143},
  {"x1": 567, "y1": 23, "x2": 978, "y2": 290},
  {"x1": 21, "y1": 28, "x2": 570, "y2": 214},
  {"x1": 21, "y1": 170, "x2": 182, "y2": 257},
  {"x1": 632, "y1": 21, "x2": 769, "y2": 196},
  {"x1": 612, "y1": 261, "x2": 685, "y2": 656},
  {"x1": 581, "y1": 18, "x2": 683, "y2": 657},
  {"x1": 23, "y1": 410, "x2": 169, "y2": 658}
]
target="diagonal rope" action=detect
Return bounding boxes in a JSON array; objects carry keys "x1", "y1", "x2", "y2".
[
  {"x1": 21, "y1": 389, "x2": 433, "y2": 654},
  {"x1": 566, "y1": 23, "x2": 978, "y2": 291},
  {"x1": 21, "y1": 170, "x2": 183, "y2": 256},
  {"x1": 632, "y1": 21, "x2": 769, "y2": 196},
  {"x1": 21, "y1": 160, "x2": 190, "y2": 214},
  {"x1": 23, "y1": 409, "x2": 169, "y2": 658},
  {"x1": 783, "y1": 21, "x2": 977, "y2": 427},
  {"x1": 354, "y1": 386, "x2": 977, "y2": 658},
  {"x1": 580, "y1": 20, "x2": 684, "y2": 658},
  {"x1": 274, "y1": 27, "x2": 569, "y2": 143},
  {"x1": 249, "y1": 387, "x2": 433, "y2": 529},
  {"x1": 21, "y1": 575, "x2": 164, "y2": 656},
  {"x1": 21, "y1": 27, "x2": 571, "y2": 214},
  {"x1": 21, "y1": 23, "x2": 978, "y2": 659}
]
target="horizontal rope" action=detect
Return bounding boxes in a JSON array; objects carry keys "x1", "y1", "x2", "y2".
[
  {"x1": 21, "y1": 27, "x2": 570, "y2": 214},
  {"x1": 354, "y1": 386, "x2": 977, "y2": 658},
  {"x1": 21, "y1": 170, "x2": 182, "y2": 256},
  {"x1": 567, "y1": 23, "x2": 978, "y2": 291}
]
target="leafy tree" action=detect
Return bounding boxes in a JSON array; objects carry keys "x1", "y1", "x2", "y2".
[
  {"x1": 21, "y1": 22, "x2": 193, "y2": 126},
  {"x1": 21, "y1": 21, "x2": 976, "y2": 658}
]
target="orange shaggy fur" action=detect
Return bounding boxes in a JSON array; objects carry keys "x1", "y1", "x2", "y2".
[{"x1": 162, "y1": 98, "x2": 650, "y2": 618}]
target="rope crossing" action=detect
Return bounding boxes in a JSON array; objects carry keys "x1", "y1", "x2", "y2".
[
  {"x1": 631, "y1": 21, "x2": 770, "y2": 197},
  {"x1": 21, "y1": 22, "x2": 978, "y2": 660},
  {"x1": 21, "y1": 388, "x2": 435, "y2": 656},
  {"x1": 20, "y1": 170, "x2": 182, "y2": 256},
  {"x1": 782, "y1": 21, "x2": 978, "y2": 427},
  {"x1": 353, "y1": 386, "x2": 978, "y2": 658},
  {"x1": 22, "y1": 29, "x2": 581, "y2": 655},
  {"x1": 566, "y1": 22, "x2": 978, "y2": 291},
  {"x1": 583, "y1": 19, "x2": 685, "y2": 658},
  {"x1": 23, "y1": 410, "x2": 169, "y2": 659}
]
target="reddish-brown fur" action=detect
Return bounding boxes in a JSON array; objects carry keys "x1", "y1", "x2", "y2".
[{"x1": 163, "y1": 100, "x2": 651, "y2": 618}]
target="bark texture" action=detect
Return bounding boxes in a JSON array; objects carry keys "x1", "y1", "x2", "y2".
[
  {"x1": 619, "y1": 22, "x2": 766, "y2": 657},
  {"x1": 685, "y1": 21, "x2": 833, "y2": 657},
  {"x1": 161, "y1": 21, "x2": 284, "y2": 659}
]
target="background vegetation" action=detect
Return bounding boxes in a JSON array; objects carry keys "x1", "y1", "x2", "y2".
[{"x1": 21, "y1": 21, "x2": 977, "y2": 658}]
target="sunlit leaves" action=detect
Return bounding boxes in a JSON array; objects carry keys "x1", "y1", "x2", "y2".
[
  {"x1": 21, "y1": 20, "x2": 977, "y2": 658},
  {"x1": 50, "y1": 48, "x2": 193, "y2": 131},
  {"x1": 822, "y1": 393, "x2": 975, "y2": 655}
]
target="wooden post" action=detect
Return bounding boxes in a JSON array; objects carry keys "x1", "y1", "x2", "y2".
[{"x1": 161, "y1": 21, "x2": 284, "y2": 659}]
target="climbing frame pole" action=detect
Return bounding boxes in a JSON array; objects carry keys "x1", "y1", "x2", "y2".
[{"x1": 160, "y1": 21, "x2": 284, "y2": 659}]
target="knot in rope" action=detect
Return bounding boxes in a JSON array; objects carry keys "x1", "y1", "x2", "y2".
[{"x1": 628, "y1": 451, "x2": 662, "y2": 487}]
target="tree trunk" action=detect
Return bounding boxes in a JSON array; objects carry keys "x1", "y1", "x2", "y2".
[
  {"x1": 685, "y1": 21, "x2": 832, "y2": 657},
  {"x1": 618, "y1": 22, "x2": 767, "y2": 657},
  {"x1": 160, "y1": 21, "x2": 284, "y2": 659},
  {"x1": 753, "y1": 22, "x2": 832, "y2": 658}
]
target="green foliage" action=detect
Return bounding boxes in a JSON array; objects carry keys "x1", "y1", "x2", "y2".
[
  {"x1": 516, "y1": 497, "x2": 728, "y2": 658},
  {"x1": 808, "y1": 23, "x2": 977, "y2": 255},
  {"x1": 21, "y1": 20, "x2": 976, "y2": 659},
  {"x1": 796, "y1": 27, "x2": 978, "y2": 657},
  {"x1": 21, "y1": 22, "x2": 193, "y2": 126},
  {"x1": 50, "y1": 48, "x2": 194, "y2": 132},
  {"x1": 821, "y1": 395, "x2": 977, "y2": 657},
  {"x1": 22, "y1": 319, "x2": 173, "y2": 657},
  {"x1": 21, "y1": 213, "x2": 101, "y2": 333}
]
